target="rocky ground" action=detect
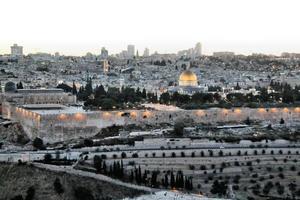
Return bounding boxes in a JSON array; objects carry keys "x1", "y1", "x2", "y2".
[
  {"x1": 0, "y1": 163, "x2": 146, "y2": 200},
  {"x1": 0, "y1": 122, "x2": 29, "y2": 145}
]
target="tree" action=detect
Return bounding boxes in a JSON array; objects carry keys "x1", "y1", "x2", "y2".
[
  {"x1": 211, "y1": 180, "x2": 228, "y2": 196},
  {"x1": 164, "y1": 173, "x2": 169, "y2": 188},
  {"x1": 94, "y1": 85, "x2": 106, "y2": 98},
  {"x1": 33, "y1": 137, "x2": 44, "y2": 150},
  {"x1": 142, "y1": 88, "x2": 147, "y2": 98},
  {"x1": 84, "y1": 139, "x2": 93, "y2": 147},
  {"x1": 11, "y1": 195, "x2": 23, "y2": 200},
  {"x1": 93, "y1": 155, "x2": 102, "y2": 172},
  {"x1": 174, "y1": 122, "x2": 184, "y2": 136},
  {"x1": 234, "y1": 82, "x2": 241, "y2": 90},
  {"x1": 44, "y1": 153, "x2": 52, "y2": 164},
  {"x1": 74, "y1": 187, "x2": 94, "y2": 200},
  {"x1": 245, "y1": 117, "x2": 251, "y2": 125},
  {"x1": 151, "y1": 171, "x2": 158, "y2": 187},
  {"x1": 277, "y1": 185, "x2": 285, "y2": 195},
  {"x1": 160, "y1": 92, "x2": 170, "y2": 104},
  {"x1": 280, "y1": 118, "x2": 285, "y2": 124},
  {"x1": 121, "y1": 152, "x2": 127, "y2": 158},
  {"x1": 55, "y1": 150, "x2": 60, "y2": 160},
  {"x1": 260, "y1": 87, "x2": 269, "y2": 102},
  {"x1": 25, "y1": 186, "x2": 35, "y2": 200},
  {"x1": 72, "y1": 81, "x2": 78, "y2": 95},
  {"x1": 170, "y1": 171, "x2": 175, "y2": 188},
  {"x1": 16, "y1": 81, "x2": 24, "y2": 89},
  {"x1": 218, "y1": 150, "x2": 224, "y2": 157},
  {"x1": 54, "y1": 178, "x2": 64, "y2": 194}
]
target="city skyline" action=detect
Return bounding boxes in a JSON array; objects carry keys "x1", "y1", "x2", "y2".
[{"x1": 1, "y1": 0, "x2": 300, "y2": 56}]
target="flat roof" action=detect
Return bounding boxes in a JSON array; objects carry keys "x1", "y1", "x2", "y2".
[
  {"x1": 22, "y1": 104, "x2": 66, "y2": 110},
  {"x1": 17, "y1": 89, "x2": 64, "y2": 94},
  {"x1": 28, "y1": 106, "x2": 89, "y2": 115}
]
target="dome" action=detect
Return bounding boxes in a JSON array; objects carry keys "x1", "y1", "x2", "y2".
[
  {"x1": 179, "y1": 70, "x2": 198, "y2": 87},
  {"x1": 4, "y1": 82, "x2": 16, "y2": 93}
]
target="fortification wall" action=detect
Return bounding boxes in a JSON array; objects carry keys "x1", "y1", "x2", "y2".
[{"x1": 13, "y1": 107, "x2": 300, "y2": 143}]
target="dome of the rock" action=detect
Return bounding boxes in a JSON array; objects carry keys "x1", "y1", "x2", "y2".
[{"x1": 178, "y1": 70, "x2": 198, "y2": 86}]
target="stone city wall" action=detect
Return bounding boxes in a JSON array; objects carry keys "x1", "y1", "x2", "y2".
[{"x1": 12, "y1": 107, "x2": 300, "y2": 143}]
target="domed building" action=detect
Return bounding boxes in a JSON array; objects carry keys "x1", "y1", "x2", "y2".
[
  {"x1": 179, "y1": 70, "x2": 198, "y2": 87},
  {"x1": 168, "y1": 69, "x2": 208, "y2": 95},
  {"x1": 4, "y1": 82, "x2": 16, "y2": 93}
]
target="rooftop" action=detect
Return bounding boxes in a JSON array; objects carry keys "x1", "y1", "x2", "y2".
[
  {"x1": 17, "y1": 88, "x2": 64, "y2": 94},
  {"x1": 25, "y1": 105, "x2": 88, "y2": 115}
]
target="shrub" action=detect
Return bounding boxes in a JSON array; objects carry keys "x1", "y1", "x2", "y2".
[
  {"x1": 290, "y1": 166, "x2": 296, "y2": 171},
  {"x1": 33, "y1": 137, "x2": 44, "y2": 150},
  {"x1": 121, "y1": 152, "x2": 126, "y2": 158},
  {"x1": 132, "y1": 153, "x2": 138, "y2": 158},
  {"x1": 128, "y1": 161, "x2": 135, "y2": 166},
  {"x1": 174, "y1": 122, "x2": 184, "y2": 136},
  {"x1": 278, "y1": 173, "x2": 285, "y2": 179},
  {"x1": 44, "y1": 153, "x2": 52, "y2": 164},
  {"x1": 54, "y1": 178, "x2": 64, "y2": 194},
  {"x1": 83, "y1": 139, "x2": 93, "y2": 147},
  {"x1": 11, "y1": 195, "x2": 23, "y2": 200},
  {"x1": 233, "y1": 185, "x2": 239, "y2": 190},
  {"x1": 93, "y1": 155, "x2": 102, "y2": 172},
  {"x1": 25, "y1": 186, "x2": 35, "y2": 200},
  {"x1": 189, "y1": 165, "x2": 195, "y2": 170},
  {"x1": 74, "y1": 187, "x2": 94, "y2": 200}
]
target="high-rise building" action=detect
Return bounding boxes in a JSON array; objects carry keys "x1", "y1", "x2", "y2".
[
  {"x1": 143, "y1": 48, "x2": 150, "y2": 57},
  {"x1": 10, "y1": 44, "x2": 23, "y2": 57},
  {"x1": 127, "y1": 45, "x2": 135, "y2": 58},
  {"x1": 100, "y1": 47, "x2": 108, "y2": 59},
  {"x1": 194, "y1": 42, "x2": 202, "y2": 57}
]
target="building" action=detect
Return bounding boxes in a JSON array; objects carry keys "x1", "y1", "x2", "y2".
[
  {"x1": 213, "y1": 51, "x2": 235, "y2": 58},
  {"x1": 100, "y1": 47, "x2": 109, "y2": 59},
  {"x1": 10, "y1": 44, "x2": 23, "y2": 57},
  {"x1": 194, "y1": 42, "x2": 202, "y2": 57},
  {"x1": 168, "y1": 70, "x2": 208, "y2": 95},
  {"x1": 0, "y1": 88, "x2": 77, "y2": 119},
  {"x1": 127, "y1": 45, "x2": 135, "y2": 58},
  {"x1": 102, "y1": 60, "x2": 109, "y2": 74},
  {"x1": 143, "y1": 48, "x2": 150, "y2": 57},
  {"x1": 178, "y1": 70, "x2": 198, "y2": 87}
]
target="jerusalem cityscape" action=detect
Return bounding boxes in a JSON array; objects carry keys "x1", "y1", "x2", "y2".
[{"x1": 0, "y1": 0, "x2": 300, "y2": 200}]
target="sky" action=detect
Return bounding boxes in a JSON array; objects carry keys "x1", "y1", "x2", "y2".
[{"x1": 1, "y1": 0, "x2": 300, "y2": 56}]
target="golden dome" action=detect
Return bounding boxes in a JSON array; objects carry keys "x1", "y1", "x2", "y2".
[{"x1": 179, "y1": 70, "x2": 198, "y2": 86}]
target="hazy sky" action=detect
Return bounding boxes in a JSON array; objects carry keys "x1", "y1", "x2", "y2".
[{"x1": 1, "y1": 0, "x2": 300, "y2": 56}]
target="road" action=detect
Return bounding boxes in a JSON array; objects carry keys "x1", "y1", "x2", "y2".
[{"x1": 0, "y1": 142, "x2": 299, "y2": 163}]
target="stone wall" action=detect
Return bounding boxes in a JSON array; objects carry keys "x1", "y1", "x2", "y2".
[{"x1": 12, "y1": 107, "x2": 300, "y2": 143}]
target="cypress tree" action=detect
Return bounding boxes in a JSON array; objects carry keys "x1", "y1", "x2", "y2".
[
  {"x1": 164, "y1": 173, "x2": 169, "y2": 188},
  {"x1": 170, "y1": 171, "x2": 175, "y2": 188}
]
